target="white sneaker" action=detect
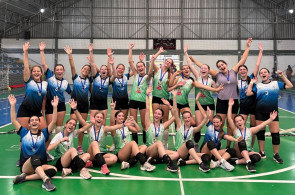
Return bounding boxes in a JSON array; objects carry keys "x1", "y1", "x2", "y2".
[
  {"x1": 61, "y1": 168, "x2": 72, "y2": 177},
  {"x1": 121, "y1": 161, "x2": 130, "y2": 170},
  {"x1": 109, "y1": 144, "x2": 115, "y2": 152},
  {"x1": 80, "y1": 168, "x2": 92, "y2": 179},
  {"x1": 210, "y1": 160, "x2": 220, "y2": 169},
  {"x1": 220, "y1": 160, "x2": 235, "y2": 172},
  {"x1": 140, "y1": 162, "x2": 156, "y2": 172}
]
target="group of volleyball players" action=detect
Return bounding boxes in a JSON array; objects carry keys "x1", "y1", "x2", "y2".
[{"x1": 10, "y1": 39, "x2": 293, "y2": 191}]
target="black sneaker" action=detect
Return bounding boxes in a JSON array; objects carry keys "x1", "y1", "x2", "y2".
[
  {"x1": 167, "y1": 164, "x2": 179, "y2": 173},
  {"x1": 13, "y1": 173, "x2": 26, "y2": 184},
  {"x1": 177, "y1": 158, "x2": 186, "y2": 166},
  {"x1": 199, "y1": 162, "x2": 210, "y2": 173},
  {"x1": 259, "y1": 151, "x2": 266, "y2": 159},
  {"x1": 42, "y1": 178, "x2": 56, "y2": 192},
  {"x1": 227, "y1": 157, "x2": 239, "y2": 165},
  {"x1": 273, "y1": 153, "x2": 284, "y2": 164},
  {"x1": 246, "y1": 162, "x2": 256, "y2": 173},
  {"x1": 16, "y1": 160, "x2": 20, "y2": 167}
]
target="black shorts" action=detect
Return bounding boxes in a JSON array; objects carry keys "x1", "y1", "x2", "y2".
[
  {"x1": 70, "y1": 100, "x2": 89, "y2": 114},
  {"x1": 45, "y1": 102, "x2": 66, "y2": 115},
  {"x1": 113, "y1": 97, "x2": 129, "y2": 110},
  {"x1": 167, "y1": 99, "x2": 189, "y2": 110},
  {"x1": 195, "y1": 103, "x2": 215, "y2": 111},
  {"x1": 90, "y1": 98, "x2": 108, "y2": 110},
  {"x1": 17, "y1": 104, "x2": 42, "y2": 118},
  {"x1": 92, "y1": 153, "x2": 108, "y2": 166},
  {"x1": 152, "y1": 96, "x2": 165, "y2": 105},
  {"x1": 239, "y1": 102, "x2": 255, "y2": 115},
  {"x1": 55, "y1": 157, "x2": 80, "y2": 172},
  {"x1": 129, "y1": 100, "x2": 146, "y2": 110},
  {"x1": 255, "y1": 112, "x2": 279, "y2": 122},
  {"x1": 216, "y1": 98, "x2": 239, "y2": 114},
  {"x1": 20, "y1": 155, "x2": 46, "y2": 172}
]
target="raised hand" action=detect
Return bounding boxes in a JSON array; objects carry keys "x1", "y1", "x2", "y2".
[
  {"x1": 108, "y1": 56, "x2": 114, "y2": 65},
  {"x1": 195, "y1": 92, "x2": 201, "y2": 102},
  {"x1": 64, "y1": 45, "x2": 72, "y2": 55},
  {"x1": 174, "y1": 70, "x2": 182, "y2": 76},
  {"x1": 171, "y1": 89, "x2": 177, "y2": 97},
  {"x1": 107, "y1": 48, "x2": 114, "y2": 57},
  {"x1": 89, "y1": 43, "x2": 94, "y2": 52},
  {"x1": 8, "y1": 94, "x2": 16, "y2": 106},
  {"x1": 130, "y1": 43, "x2": 135, "y2": 49},
  {"x1": 270, "y1": 111, "x2": 278, "y2": 120},
  {"x1": 237, "y1": 136, "x2": 244, "y2": 142},
  {"x1": 90, "y1": 117, "x2": 95, "y2": 124},
  {"x1": 276, "y1": 70, "x2": 283, "y2": 77},
  {"x1": 161, "y1": 98, "x2": 171, "y2": 107},
  {"x1": 184, "y1": 45, "x2": 188, "y2": 54},
  {"x1": 87, "y1": 55, "x2": 94, "y2": 65},
  {"x1": 228, "y1": 98, "x2": 234, "y2": 106},
  {"x1": 69, "y1": 99, "x2": 77, "y2": 109},
  {"x1": 258, "y1": 42, "x2": 263, "y2": 51},
  {"x1": 247, "y1": 38, "x2": 252, "y2": 47},
  {"x1": 110, "y1": 99, "x2": 116, "y2": 110},
  {"x1": 159, "y1": 46, "x2": 165, "y2": 53},
  {"x1": 146, "y1": 86, "x2": 153, "y2": 96},
  {"x1": 51, "y1": 96, "x2": 59, "y2": 107},
  {"x1": 216, "y1": 83, "x2": 224, "y2": 92},
  {"x1": 139, "y1": 52, "x2": 145, "y2": 62},
  {"x1": 251, "y1": 77, "x2": 258, "y2": 84},
  {"x1": 23, "y1": 42, "x2": 30, "y2": 52},
  {"x1": 39, "y1": 41, "x2": 46, "y2": 51}
]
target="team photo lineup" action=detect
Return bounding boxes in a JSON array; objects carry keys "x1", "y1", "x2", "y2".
[{"x1": 9, "y1": 38, "x2": 294, "y2": 192}]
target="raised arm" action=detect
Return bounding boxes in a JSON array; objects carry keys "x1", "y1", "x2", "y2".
[
  {"x1": 126, "y1": 116, "x2": 141, "y2": 133},
  {"x1": 109, "y1": 56, "x2": 117, "y2": 82},
  {"x1": 251, "y1": 111, "x2": 277, "y2": 134},
  {"x1": 190, "y1": 56, "x2": 219, "y2": 77},
  {"x1": 246, "y1": 77, "x2": 257, "y2": 96},
  {"x1": 277, "y1": 70, "x2": 293, "y2": 89},
  {"x1": 8, "y1": 95, "x2": 21, "y2": 131},
  {"x1": 128, "y1": 43, "x2": 137, "y2": 76},
  {"x1": 171, "y1": 90, "x2": 181, "y2": 129},
  {"x1": 253, "y1": 43, "x2": 263, "y2": 77},
  {"x1": 47, "y1": 136, "x2": 70, "y2": 151},
  {"x1": 161, "y1": 99, "x2": 175, "y2": 130},
  {"x1": 145, "y1": 86, "x2": 153, "y2": 129},
  {"x1": 195, "y1": 92, "x2": 209, "y2": 125},
  {"x1": 69, "y1": 99, "x2": 89, "y2": 127},
  {"x1": 39, "y1": 41, "x2": 48, "y2": 73},
  {"x1": 150, "y1": 47, "x2": 165, "y2": 73},
  {"x1": 169, "y1": 71, "x2": 182, "y2": 87},
  {"x1": 64, "y1": 45, "x2": 76, "y2": 78},
  {"x1": 233, "y1": 38, "x2": 252, "y2": 72},
  {"x1": 88, "y1": 43, "x2": 97, "y2": 77},
  {"x1": 23, "y1": 42, "x2": 31, "y2": 82},
  {"x1": 48, "y1": 96, "x2": 59, "y2": 133},
  {"x1": 227, "y1": 98, "x2": 237, "y2": 132},
  {"x1": 193, "y1": 81, "x2": 223, "y2": 92},
  {"x1": 193, "y1": 108, "x2": 210, "y2": 134}
]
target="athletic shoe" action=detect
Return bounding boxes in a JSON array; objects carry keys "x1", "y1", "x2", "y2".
[
  {"x1": 16, "y1": 160, "x2": 20, "y2": 167},
  {"x1": 177, "y1": 158, "x2": 186, "y2": 166},
  {"x1": 246, "y1": 162, "x2": 256, "y2": 172},
  {"x1": 220, "y1": 160, "x2": 235, "y2": 172},
  {"x1": 46, "y1": 152, "x2": 54, "y2": 162},
  {"x1": 194, "y1": 143, "x2": 199, "y2": 153},
  {"x1": 259, "y1": 151, "x2": 266, "y2": 159},
  {"x1": 77, "y1": 145, "x2": 84, "y2": 155},
  {"x1": 166, "y1": 164, "x2": 179, "y2": 173},
  {"x1": 147, "y1": 157, "x2": 156, "y2": 165},
  {"x1": 109, "y1": 144, "x2": 115, "y2": 152},
  {"x1": 42, "y1": 178, "x2": 56, "y2": 191},
  {"x1": 85, "y1": 160, "x2": 93, "y2": 168},
  {"x1": 61, "y1": 168, "x2": 72, "y2": 177},
  {"x1": 273, "y1": 153, "x2": 284, "y2": 164},
  {"x1": 13, "y1": 173, "x2": 27, "y2": 184},
  {"x1": 121, "y1": 161, "x2": 130, "y2": 170},
  {"x1": 210, "y1": 160, "x2": 220, "y2": 169},
  {"x1": 199, "y1": 162, "x2": 210, "y2": 173},
  {"x1": 80, "y1": 168, "x2": 92, "y2": 179},
  {"x1": 101, "y1": 164, "x2": 110, "y2": 175},
  {"x1": 140, "y1": 162, "x2": 156, "y2": 172},
  {"x1": 227, "y1": 157, "x2": 239, "y2": 165}
]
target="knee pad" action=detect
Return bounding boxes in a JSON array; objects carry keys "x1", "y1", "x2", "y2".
[
  {"x1": 55, "y1": 126, "x2": 63, "y2": 134},
  {"x1": 194, "y1": 132, "x2": 201, "y2": 143},
  {"x1": 250, "y1": 154, "x2": 261, "y2": 164},
  {"x1": 226, "y1": 148, "x2": 236, "y2": 158},
  {"x1": 206, "y1": 141, "x2": 216, "y2": 151},
  {"x1": 185, "y1": 140, "x2": 194, "y2": 150},
  {"x1": 162, "y1": 154, "x2": 172, "y2": 165},
  {"x1": 135, "y1": 152, "x2": 146, "y2": 165},
  {"x1": 30, "y1": 155, "x2": 42, "y2": 170},
  {"x1": 127, "y1": 156, "x2": 138, "y2": 167},
  {"x1": 201, "y1": 154, "x2": 210, "y2": 163},
  {"x1": 72, "y1": 155, "x2": 86, "y2": 171},
  {"x1": 95, "y1": 153, "x2": 106, "y2": 167},
  {"x1": 44, "y1": 168, "x2": 57, "y2": 178},
  {"x1": 238, "y1": 140, "x2": 247, "y2": 152},
  {"x1": 256, "y1": 130, "x2": 265, "y2": 141},
  {"x1": 271, "y1": 132, "x2": 280, "y2": 145}
]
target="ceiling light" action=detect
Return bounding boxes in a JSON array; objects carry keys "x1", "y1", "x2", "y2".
[
  {"x1": 40, "y1": 8, "x2": 45, "y2": 13},
  {"x1": 289, "y1": 9, "x2": 294, "y2": 14}
]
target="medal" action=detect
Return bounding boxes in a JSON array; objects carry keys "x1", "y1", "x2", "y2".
[
  {"x1": 93, "y1": 125, "x2": 102, "y2": 142},
  {"x1": 80, "y1": 76, "x2": 87, "y2": 91},
  {"x1": 55, "y1": 87, "x2": 58, "y2": 91},
  {"x1": 154, "y1": 122, "x2": 160, "y2": 138},
  {"x1": 36, "y1": 81, "x2": 42, "y2": 96},
  {"x1": 55, "y1": 77, "x2": 63, "y2": 92},
  {"x1": 201, "y1": 78, "x2": 208, "y2": 96},
  {"x1": 183, "y1": 124, "x2": 190, "y2": 141},
  {"x1": 226, "y1": 71, "x2": 230, "y2": 84},
  {"x1": 32, "y1": 148, "x2": 35, "y2": 152},
  {"x1": 239, "y1": 127, "x2": 247, "y2": 140},
  {"x1": 38, "y1": 92, "x2": 41, "y2": 96},
  {"x1": 153, "y1": 138, "x2": 157, "y2": 143},
  {"x1": 30, "y1": 131, "x2": 37, "y2": 152},
  {"x1": 137, "y1": 75, "x2": 144, "y2": 93},
  {"x1": 157, "y1": 69, "x2": 167, "y2": 90},
  {"x1": 100, "y1": 76, "x2": 106, "y2": 93},
  {"x1": 117, "y1": 77, "x2": 124, "y2": 90}
]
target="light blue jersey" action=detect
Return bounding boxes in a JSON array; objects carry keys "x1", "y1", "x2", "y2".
[
  {"x1": 71, "y1": 73, "x2": 91, "y2": 101},
  {"x1": 252, "y1": 81, "x2": 285, "y2": 113},
  {"x1": 21, "y1": 77, "x2": 47, "y2": 112},
  {"x1": 92, "y1": 73, "x2": 110, "y2": 100},
  {"x1": 238, "y1": 73, "x2": 256, "y2": 106},
  {"x1": 202, "y1": 121, "x2": 226, "y2": 149},
  {"x1": 45, "y1": 69, "x2": 71, "y2": 103},
  {"x1": 112, "y1": 73, "x2": 129, "y2": 99}
]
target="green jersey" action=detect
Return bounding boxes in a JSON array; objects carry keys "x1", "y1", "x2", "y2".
[
  {"x1": 195, "y1": 77, "x2": 214, "y2": 105},
  {"x1": 114, "y1": 126, "x2": 132, "y2": 153},
  {"x1": 176, "y1": 77, "x2": 193, "y2": 105},
  {"x1": 130, "y1": 74, "x2": 148, "y2": 102},
  {"x1": 174, "y1": 124, "x2": 194, "y2": 150},
  {"x1": 88, "y1": 125, "x2": 108, "y2": 152},
  {"x1": 146, "y1": 123, "x2": 165, "y2": 147},
  {"x1": 234, "y1": 128, "x2": 252, "y2": 151},
  {"x1": 152, "y1": 69, "x2": 169, "y2": 99}
]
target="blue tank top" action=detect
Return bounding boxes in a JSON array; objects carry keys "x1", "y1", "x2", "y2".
[
  {"x1": 91, "y1": 73, "x2": 110, "y2": 100},
  {"x1": 112, "y1": 73, "x2": 129, "y2": 99},
  {"x1": 71, "y1": 73, "x2": 92, "y2": 102}
]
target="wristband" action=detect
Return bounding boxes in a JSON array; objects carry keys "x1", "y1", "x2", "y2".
[{"x1": 72, "y1": 108, "x2": 77, "y2": 111}]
